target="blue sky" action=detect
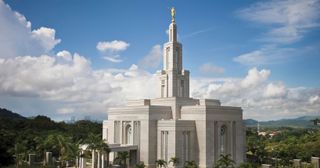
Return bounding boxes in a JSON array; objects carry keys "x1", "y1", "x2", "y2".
[{"x1": 0, "y1": 0, "x2": 319, "y2": 121}]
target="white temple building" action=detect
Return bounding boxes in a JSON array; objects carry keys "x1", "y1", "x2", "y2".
[{"x1": 102, "y1": 8, "x2": 245, "y2": 168}]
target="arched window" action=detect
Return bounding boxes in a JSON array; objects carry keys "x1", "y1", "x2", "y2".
[
  {"x1": 125, "y1": 124, "x2": 132, "y2": 144},
  {"x1": 220, "y1": 125, "x2": 227, "y2": 154}
]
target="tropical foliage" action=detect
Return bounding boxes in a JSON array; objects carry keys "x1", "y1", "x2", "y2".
[
  {"x1": 213, "y1": 154, "x2": 235, "y2": 168},
  {"x1": 156, "y1": 159, "x2": 167, "y2": 168},
  {"x1": 0, "y1": 108, "x2": 102, "y2": 167}
]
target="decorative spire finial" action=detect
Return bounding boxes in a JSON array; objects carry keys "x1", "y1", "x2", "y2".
[{"x1": 171, "y1": 7, "x2": 175, "y2": 23}]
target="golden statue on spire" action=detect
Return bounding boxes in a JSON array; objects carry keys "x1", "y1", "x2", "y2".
[{"x1": 171, "y1": 7, "x2": 175, "y2": 23}]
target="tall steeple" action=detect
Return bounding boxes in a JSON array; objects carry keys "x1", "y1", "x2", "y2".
[{"x1": 158, "y1": 7, "x2": 190, "y2": 98}]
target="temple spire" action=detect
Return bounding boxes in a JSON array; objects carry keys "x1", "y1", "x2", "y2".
[{"x1": 157, "y1": 7, "x2": 190, "y2": 99}]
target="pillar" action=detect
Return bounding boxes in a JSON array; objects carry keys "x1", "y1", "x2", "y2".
[
  {"x1": 302, "y1": 162, "x2": 310, "y2": 168},
  {"x1": 102, "y1": 154, "x2": 105, "y2": 168},
  {"x1": 28, "y1": 154, "x2": 36, "y2": 166},
  {"x1": 92, "y1": 150, "x2": 96, "y2": 168},
  {"x1": 97, "y1": 152, "x2": 101, "y2": 168},
  {"x1": 294, "y1": 159, "x2": 302, "y2": 168},
  {"x1": 46, "y1": 152, "x2": 53, "y2": 165},
  {"x1": 312, "y1": 157, "x2": 320, "y2": 168},
  {"x1": 81, "y1": 157, "x2": 87, "y2": 168}
]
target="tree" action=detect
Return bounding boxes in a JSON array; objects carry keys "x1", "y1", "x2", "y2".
[
  {"x1": 135, "y1": 162, "x2": 146, "y2": 168},
  {"x1": 14, "y1": 141, "x2": 28, "y2": 168},
  {"x1": 114, "y1": 151, "x2": 129, "y2": 168},
  {"x1": 87, "y1": 133, "x2": 102, "y2": 168},
  {"x1": 98, "y1": 139, "x2": 110, "y2": 168},
  {"x1": 169, "y1": 157, "x2": 179, "y2": 167},
  {"x1": 213, "y1": 154, "x2": 235, "y2": 168},
  {"x1": 237, "y1": 162, "x2": 254, "y2": 168},
  {"x1": 156, "y1": 159, "x2": 167, "y2": 168},
  {"x1": 184, "y1": 160, "x2": 198, "y2": 168}
]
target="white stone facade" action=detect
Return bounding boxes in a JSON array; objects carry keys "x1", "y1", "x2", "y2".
[{"x1": 103, "y1": 15, "x2": 245, "y2": 168}]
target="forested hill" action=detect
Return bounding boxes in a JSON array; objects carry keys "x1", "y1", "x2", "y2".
[
  {"x1": 0, "y1": 107, "x2": 102, "y2": 167},
  {"x1": 0, "y1": 107, "x2": 26, "y2": 120},
  {"x1": 245, "y1": 116, "x2": 320, "y2": 128}
]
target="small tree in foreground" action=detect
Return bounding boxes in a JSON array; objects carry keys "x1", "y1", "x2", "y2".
[
  {"x1": 135, "y1": 162, "x2": 146, "y2": 168},
  {"x1": 169, "y1": 157, "x2": 179, "y2": 167},
  {"x1": 184, "y1": 160, "x2": 198, "y2": 168},
  {"x1": 213, "y1": 154, "x2": 235, "y2": 168},
  {"x1": 156, "y1": 159, "x2": 167, "y2": 168}
]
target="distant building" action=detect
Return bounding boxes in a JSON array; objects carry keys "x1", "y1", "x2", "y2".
[{"x1": 102, "y1": 8, "x2": 246, "y2": 168}]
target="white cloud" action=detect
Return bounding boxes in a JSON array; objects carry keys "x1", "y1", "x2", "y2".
[
  {"x1": 199, "y1": 63, "x2": 225, "y2": 74},
  {"x1": 96, "y1": 40, "x2": 130, "y2": 63},
  {"x1": 103, "y1": 55, "x2": 123, "y2": 63},
  {"x1": 241, "y1": 68, "x2": 270, "y2": 88},
  {"x1": 139, "y1": 45, "x2": 162, "y2": 69},
  {"x1": 263, "y1": 83, "x2": 288, "y2": 98},
  {"x1": 57, "y1": 50, "x2": 72, "y2": 61},
  {"x1": 57, "y1": 107, "x2": 75, "y2": 114},
  {"x1": 0, "y1": 0, "x2": 60, "y2": 58},
  {"x1": 96, "y1": 40, "x2": 130, "y2": 52},
  {"x1": 31, "y1": 27, "x2": 61, "y2": 52},
  {"x1": 237, "y1": 0, "x2": 320, "y2": 43},
  {"x1": 191, "y1": 67, "x2": 320, "y2": 121},
  {"x1": 0, "y1": 52, "x2": 159, "y2": 119},
  {"x1": 233, "y1": 46, "x2": 296, "y2": 65}
]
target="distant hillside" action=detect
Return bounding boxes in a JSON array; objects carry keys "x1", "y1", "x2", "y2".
[
  {"x1": 245, "y1": 116, "x2": 320, "y2": 128},
  {"x1": 0, "y1": 107, "x2": 26, "y2": 120}
]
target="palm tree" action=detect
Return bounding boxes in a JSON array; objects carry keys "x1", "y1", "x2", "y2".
[
  {"x1": 156, "y1": 159, "x2": 167, "y2": 168},
  {"x1": 213, "y1": 154, "x2": 235, "y2": 168},
  {"x1": 184, "y1": 160, "x2": 198, "y2": 168},
  {"x1": 169, "y1": 157, "x2": 179, "y2": 167},
  {"x1": 98, "y1": 139, "x2": 111, "y2": 168},
  {"x1": 87, "y1": 133, "x2": 101, "y2": 168},
  {"x1": 114, "y1": 151, "x2": 129, "y2": 168},
  {"x1": 135, "y1": 162, "x2": 146, "y2": 168},
  {"x1": 14, "y1": 141, "x2": 28, "y2": 168}
]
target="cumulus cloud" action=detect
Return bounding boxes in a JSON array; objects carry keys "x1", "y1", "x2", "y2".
[
  {"x1": 237, "y1": 0, "x2": 320, "y2": 43},
  {"x1": 191, "y1": 67, "x2": 320, "y2": 121},
  {"x1": 96, "y1": 40, "x2": 130, "y2": 63},
  {"x1": 0, "y1": 52, "x2": 159, "y2": 119},
  {"x1": 0, "y1": 0, "x2": 60, "y2": 58},
  {"x1": 199, "y1": 63, "x2": 225, "y2": 74},
  {"x1": 96, "y1": 40, "x2": 130, "y2": 52},
  {"x1": 139, "y1": 45, "x2": 162, "y2": 69},
  {"x1": 57, "y1": 50, "x2": 72, "y2": 61}
]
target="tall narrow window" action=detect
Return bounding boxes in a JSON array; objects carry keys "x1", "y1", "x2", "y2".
[
  {"x1": 180, "y1": 80, "x2": 184, "y2": 97},
  {"x1": 161, "y1": 80, "x2": 165, "y2": 98},
  {"x1": 183, "y1": 131, "x2": 190, "y2": 162},
  {"x1": 114, "y1": 121, "x2": 120, "y2": 143},
  {"x1": 220, "y1": 125, "x2": 227, "y2": 154},
  {"x1": 161, "y1": 131, "x2": 169, "y2": 161},
  {"x1": 166, "y1": 47, "x2": 170, "y2": 69},
  {"x1": 125, "y1": 124, "x2": 132, "y2": 144}
]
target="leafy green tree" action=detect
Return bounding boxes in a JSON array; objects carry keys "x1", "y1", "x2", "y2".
[
  {"x1": 169, "y1": 157, "x2": 179, "y2": 167},
  {"x1": 135, "y1": 162, "x2": 146, "y2": 168},
  {"x1": 184, "y1": 160, "x2": 198, "y2": 168},
  {"x1": 213, "y1": 154, "x2": 235, "y2": 168},
  {"x1": 156, "y1": 159, "x2": 167, "y2": 168},
  {"x1": 115, "y1": 151, "x2": 129, "y2": 168},
  {"x1": 237, "y1": 162, "x2": 254, "y2": 168},
  {"x1": 14, "y1": 141, "x2": 28, "y2": 167}
]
